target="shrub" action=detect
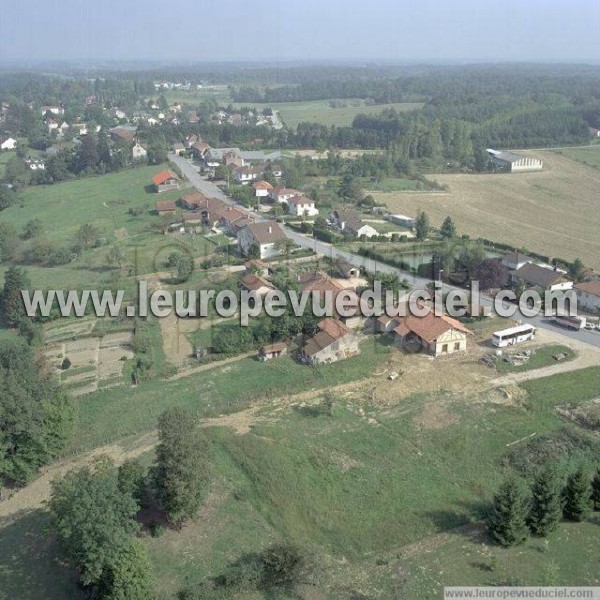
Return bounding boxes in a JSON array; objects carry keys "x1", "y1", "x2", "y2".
[{"x1": 61, "y1": 357, "x2": 72, "y2": 370}]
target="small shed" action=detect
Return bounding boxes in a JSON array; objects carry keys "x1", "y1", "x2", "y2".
[{"x1": 259, "y1": 342, "x2": 287, "y2": 361}]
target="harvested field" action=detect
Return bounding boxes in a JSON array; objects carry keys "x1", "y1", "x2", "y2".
[{"x1": 372, "y1": 150, "x2": 600, "y2": 268}]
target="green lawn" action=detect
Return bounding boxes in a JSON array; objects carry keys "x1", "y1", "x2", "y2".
[
  {"x1": 0, "y1": 149, "x2": 16, "y2": 178},
  {"x1": 495, "y1": 344, "x2": 576, "y2": 374}
]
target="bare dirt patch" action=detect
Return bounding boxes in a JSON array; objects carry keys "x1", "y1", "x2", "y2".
[{"x1": 374, "y1": 151, "x2": 600, "y2": 268}]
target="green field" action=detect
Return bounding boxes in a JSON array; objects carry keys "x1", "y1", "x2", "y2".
[
  {"x1": 553, "y1": 144, "x2": 600, "y2": 168},
  {"x1": 74, "y1": 337, "x2": 392, "y2": 451},
  {"x1": 0, "y1": 165, "x2": 224, "y2": 289},
  {"x1": 3, "y1": 165, "x2": 184, "y2": 244},
  {"x1": 232, "y1": 99, "x2": 423, "y2": 129}
]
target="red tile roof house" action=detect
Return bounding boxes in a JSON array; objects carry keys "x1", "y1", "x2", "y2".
[
  {"x1": 237, "y1": 221, "x2": 287, "y2": 260},
  {"x1": 300, "y1": 274, "x2": 367, "y2": 329},
  {"x1": 218, "y1": 206, "x2": 248, "y2": 232},
  {"x1": 301, "y1": 318, "x2": 360, "y2": 365},
  {"x1": 155, "y1": 200, "x2": 176, "y2": 216},
  {"x1": 391, "y1": 311, "x2": 472, "y2": 357},
  {"x1": 574, "y1": 281, "x2": 600, "y2": 314},
  {"x1": 180, "y1": 190, "x2": 210, "y2": 210},
  {"x1": 238, "y1": 272, "x2": 274, "y2": 297},
  {"x1": 152, "y1": 170, "x2": 180, "y2": 193},
  {"x1": 252, "y1": 180, "x2": 274, "y2": 197}
]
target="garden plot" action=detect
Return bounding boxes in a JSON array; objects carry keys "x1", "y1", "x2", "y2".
[{"x1": 44, "y1": 324, "x2": 134, "y2": 396}]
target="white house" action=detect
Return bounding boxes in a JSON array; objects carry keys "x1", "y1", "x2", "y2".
[
  {"x1": 574, "y1": 281, "x2": 600, "y2": 314},
  {"x1": 287, "y1": 195, "x2": 319, "y2": 218},
  {"x1": 252, "y1": 180, "x2": 273, "y2": 197},
  {"x1": 132, "y1": 141, "x2": 148, "y2": 160},
  {"x1": 332, "y1": 208, "x2": 378, "y2": 238},
  {"x1": 511, "y1": 263, "x2": 573, "y2": 292},
  {"x1": 0, "y1": 137, "x2": 17, "y2": 150},
  {"x1": 269, "y1": 187, "x2": 301, "y2": 203},
  {"x1": 237, "y1": 221, "x2": 287, "y2": 260},
  {"x1": 41, "y1": 106, "x2": 64, "y2": 116},
  {"x1": 234, "y1": 166, "x2": 261, "y2": 185},
  {"x1": 147, "y1": 117, "x2": 159, "y2": 126}
]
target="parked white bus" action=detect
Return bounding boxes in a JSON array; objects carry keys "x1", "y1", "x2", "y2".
[{"x1": 492, "y1": 324, "x2": 536, "y2": 347}]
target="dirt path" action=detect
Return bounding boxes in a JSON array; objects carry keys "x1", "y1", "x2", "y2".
[
  {"x1": 0, "y1": 432, "x2": 158, "y2": 521},
  {"x1": 168, "y1": 350, "x2": 256, "y2": 380}
]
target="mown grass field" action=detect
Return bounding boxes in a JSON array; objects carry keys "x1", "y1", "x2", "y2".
[
  {"x1": 235, "y1": 99, "x2": 423, "y2": 129},
  {"x1": 374, "y1": 150, "x2": 600, "y2": 269}
]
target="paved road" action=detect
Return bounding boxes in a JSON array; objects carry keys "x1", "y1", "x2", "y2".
[{"x1": 169, "y1": 154, "x2": 600, "y2": 351}]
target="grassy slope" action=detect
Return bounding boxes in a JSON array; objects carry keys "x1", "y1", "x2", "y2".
[
  {"x1": 147, "y1": 367, "x2": 600, "y2": 597},
  {"x1": 74, "y1": 338, "x2": 391, "y2": 450},
  {"x1": 0, "y1": 165, "x2": 218, "y2": 289}
]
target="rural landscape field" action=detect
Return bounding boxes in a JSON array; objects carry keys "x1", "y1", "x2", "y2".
[
  {"x1": 2, "y1": 3, "x2": 600, "y2": 600},
  {"x1": 374, "y1": 150, "x2": 600, "y2": 269}
]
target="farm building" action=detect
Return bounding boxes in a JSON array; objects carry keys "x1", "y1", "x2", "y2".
[
  {"x1": 388, "y1": 214, "x2": 415, "y2": 228},
  {"x1": 487, "y1": 149, "x2": 543, "y2": 172},
  {"x1": 574, "y1": 281, "x2": 600, "y2": 313},
  {"x1": 391, "y1": 311, "x2": 471, "y2": 357},
  {"x1": 511, "y1": 262, "x2": 573, "y2": 291},
  {"x1": 152, "y1": 170, "x2": 179, "y2": 193},
  {"x1": 258, "y1": 342, "x2": 287, "y2": 361},
  {"x1": 155, "y1": 200, "x2": 176, "y2": 216},
  {"x1": 301, "y1": 318, "x2": 360, "y2": 365}
]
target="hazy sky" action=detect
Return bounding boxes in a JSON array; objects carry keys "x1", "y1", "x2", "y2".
[{"x1": 1, "y1": 0, "x2": 599, "y2": 63}]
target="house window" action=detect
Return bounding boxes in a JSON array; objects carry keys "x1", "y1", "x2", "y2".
[
  {"x1": 454, "y1": 342, "x2": 461, "y2": 351},
  {"x1": 442, "y1": 344, "x2": 448, "y2": 353}
]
